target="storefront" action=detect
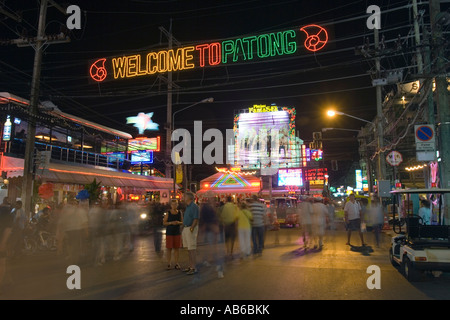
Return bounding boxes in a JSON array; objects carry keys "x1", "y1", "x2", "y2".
[
  {"x1": 0, "y1": 154, "x2": 174, "y2": 208},
  {"x1": 196, "y1": 170, "x2": 261, "y2": 202}
]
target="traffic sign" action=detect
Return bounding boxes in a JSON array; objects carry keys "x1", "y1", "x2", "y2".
[
  {"x1": 414, "y1": 124, "x2": 435, "y2": 151},
  {"x1": 386, "y1": 150, "x2": 403, "y2": 166}
]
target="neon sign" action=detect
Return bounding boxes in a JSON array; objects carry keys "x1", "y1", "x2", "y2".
[
  {"x1": 89, "y1": 25, "x2": 328, "y2": 82},
  {"x1": 126, "y1": 112, "x2": 159, "y2": 134},
  {"x1": 300, "y1": 25, "x2": 328, "y2": 52}
]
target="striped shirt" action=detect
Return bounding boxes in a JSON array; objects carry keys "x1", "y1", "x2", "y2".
[{"x1": 249, "y1": 201, "x2": 265, "y2": 227}]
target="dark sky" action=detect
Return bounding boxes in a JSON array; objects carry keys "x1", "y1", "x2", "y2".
[{"x1": 1, "y1": 0, "x2": 441, "y2": 184}]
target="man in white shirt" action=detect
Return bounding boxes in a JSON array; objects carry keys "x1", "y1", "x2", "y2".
[{"x1": 344, "y1": 194, "x2": 366, "y2": 246}]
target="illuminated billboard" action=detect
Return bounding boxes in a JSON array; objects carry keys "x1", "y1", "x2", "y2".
[
  {"x1": 278, "y1": 168, "x2": 303, "y2": 187},
  {"x1": 128, "y1": 136, "x2": 160, "y2": 152},
  {"x1": 233, "y1": 105, "x2": 300, "y2": 169},
  {"x1": 130, "y1": 150, "x2": 154, "y2": 164}
]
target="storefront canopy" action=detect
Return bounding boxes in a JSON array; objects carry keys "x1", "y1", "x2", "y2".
[{"x1": 196, "y1": 171, "x2": 261, "y2": 201}]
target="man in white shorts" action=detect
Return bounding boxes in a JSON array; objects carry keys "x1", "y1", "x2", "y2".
[{"x1": 181, "y1": 192, "x2": 199, "y2": 275}]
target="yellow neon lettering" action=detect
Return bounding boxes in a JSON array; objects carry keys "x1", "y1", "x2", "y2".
[
  {"x1": 126, "y1": 55, "x2": 138, "y2": 77},
  {"x1": 146, "y1": 52, "x2": 158, "y2": 74},
  {"x1": 112, "y1": 56, "x2": 127, "y2": 79},
  {"x1": 184, "y1": 46, "x2": 195, "y2": 69},
  {"x1": 158, "y1": 51, "x2": 168, "y2": 72},
  {"x1": 168, "y1": 48, "x2": 183, "y2": 71}
]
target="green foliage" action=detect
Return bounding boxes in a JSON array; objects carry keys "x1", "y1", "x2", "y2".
[{"x1": 85, "y1": 178, "x2": 102, "y2": 204}]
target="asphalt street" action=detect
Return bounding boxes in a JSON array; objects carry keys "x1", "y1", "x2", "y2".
[{"x1": 1, "y1": 221, "x2": 450, "y2": 301}]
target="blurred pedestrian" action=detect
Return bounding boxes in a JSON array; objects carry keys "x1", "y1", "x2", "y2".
[
  {"x1": 220, "y1": 196, "x2": 239, "y2": 259},
  {"x1": 0, "y1": 197, "x2": 13, "y2": 293},
  {"x1": 89, "y1": 201, "x2": 108, "y2": 266},
  {"x1": 299, "y1": 197, "x2": 313, "y2": 249},
  {"x1": 57, "y1": 199, "x2": 89, "y2": 264},
  {"x1": 324, "y1": 198, "x2": 336, "y2": 231},
  {"x1": 181, "y1": 192, "x2": 199, "y2": 275},
  {"x1": 344, "y1": 193, "x2": 366, "y2": 246},
  {"x1": 311, "y1": 198, "x2": 328, "y2": 249},
  {"x1": 249, "y1": 195, "x2": 265, "y2": 256},
  {"x1": 237, "y1": 201, "x2": 252, "y2": 259},
  {"x1": 151, "y1": 202, "x2": 165, "y2": 253},
  {"x1": 164, "y1": 199, "x2": 183, "y2": 270},
  {"x1": 199, "y1": 197, "x2": 224, "y2": 278},
  {"x1": 368, "y1": 197, "x2": 384, "y2": 248},
  {"x1": 9, "y1": 200, "x2": 27, "y2": 258}
]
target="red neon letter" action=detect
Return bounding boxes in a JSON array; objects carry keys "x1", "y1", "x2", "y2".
[
  {"x1": 195, "y1": 44, "x2": 209, "y2": 67},
  {"x1": 209, "y1": 42, "x2": 221, "y2": 66}
]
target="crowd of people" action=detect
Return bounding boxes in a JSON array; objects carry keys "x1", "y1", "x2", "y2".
[{"x1": 0, "y1": 192, "x2": 390, "y2": 287}]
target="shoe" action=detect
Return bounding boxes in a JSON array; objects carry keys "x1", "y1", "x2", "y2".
[
  {"x1": 186, "y1": 268, "x2": 197, "y2": 275},
  {"x1": 218, "y1": 271, "x2": 224, "y2": 278},
  {"x1": 166, "y1": 264, "x2": 172, "y2": 270},
  {"x1": 174, "y1": 264, "x2": 181, "y2": 270},
  {"x1": 182, "y1": 267, "x2": 191, "y2": 272}
]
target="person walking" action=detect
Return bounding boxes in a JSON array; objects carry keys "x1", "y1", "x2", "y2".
[
  {"x1": 163, "y1": 199, "x2": 183, "y2": 270},
  {"x1": 368, "y1": 197, "x2": 384, "y2": 248},
  {"x1": 311, "y1": 198, "x2": 328, "y2": 249},
  {"x1": 181, "y1": 192, "x2": 199, "y2": 275},
  {"x1": 249, "y1": 195, "x2": 265, "y2": 256},
  {"x1": 9, "y1": 200, "x2": 27, "y2": 258},
  {"x1": 0, "y1": 197, "x2": 13, "y2": 294},
  {"x1": 344, "y1": 193, "x2": 366, "y2": 246},
  {"x1": 199, "y1": 197, "x2": 224, "y2": 278},
  {"x1": 237, "y1": 201, "x2": 252, "y2": 259},
  {"x1": 299, "y1": 197, "x2": 313, "y2": 249},
  {"x1": 220, "y1": 196, "x2": 239, "y2": 259}
]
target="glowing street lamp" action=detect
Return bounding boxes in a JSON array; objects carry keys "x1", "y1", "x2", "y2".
[{"x1": 326, "y1": 109, "x2": 373, "y2": 124}]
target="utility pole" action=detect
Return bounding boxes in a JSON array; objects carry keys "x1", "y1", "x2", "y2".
[
  {"x1": 374, "y1": 28, "x2": 386, "y2": 186},
  {"x1": 429, "y1": 0, "x2": 450, "y2": 224},
  {"x1": 12, "y1": 0, "x2": 69, "y2": 216},
  {"x1": 159, "y1": 20, "x2": 181, "y2": 199},
  {"x1": 21, "y1": 0, "x2": 48, "y2": 217}
]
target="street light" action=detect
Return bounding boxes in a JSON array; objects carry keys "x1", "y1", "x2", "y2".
[
  {"x1": 322, "y1": 127, "x2": 360, "y2": 133},
  {"x1": 171, "y1": 97, "x2": 214, "y2": 199},
  {"x1": 326, "y1": 109, "x2": 373, "y2": 124}
]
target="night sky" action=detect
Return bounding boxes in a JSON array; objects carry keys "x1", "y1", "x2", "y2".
[{"x1": 1, "y1": 0, "x2": 442, "y2": 185}]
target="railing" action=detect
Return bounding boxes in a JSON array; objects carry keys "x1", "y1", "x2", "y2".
[
  {"x1": 35, "y1": 142, "x2": 129, "y2": 169},
  {"x1": 8, "y1": 139, "x2": 130, "y2": 170}
]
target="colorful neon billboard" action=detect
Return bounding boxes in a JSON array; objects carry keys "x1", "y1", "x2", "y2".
[
  {"x1": 128, "y1": 136, "x2": 160, "y2": 152},
  {"x1": 233, "y1": 105, "x2": 298, "y2": 169},
  {"x1": 89, "y1": 25, "x2": 328, "y2": 82},
  {"x1": 278, "y1": 168, "x2": 303, "y2": 187}
]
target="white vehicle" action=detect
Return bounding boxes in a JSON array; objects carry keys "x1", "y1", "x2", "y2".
[{"x1": 389, "y1": 188, "x2": 450, "y2": 282}]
